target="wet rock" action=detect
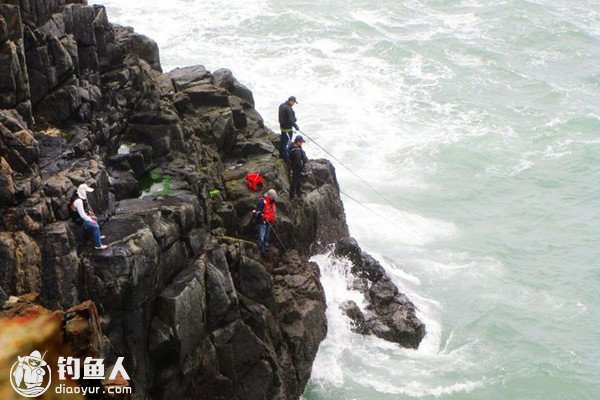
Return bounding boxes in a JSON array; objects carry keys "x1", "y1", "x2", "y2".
[
  {"x1": 0, "y1": 1, "x2": 398, "y2": 398},
  {"x1": 272, "y1": 251, "x2": 327, "y2": 396},
  {"x1": 334, "y1": 237, "x2": 426, "y2": 349},
  {"x1": 340, "y1": 300, "x2": 371, "y2": 334}
]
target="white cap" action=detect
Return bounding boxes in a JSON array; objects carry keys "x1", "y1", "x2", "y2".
[
  {"x1": 267, "y1": 189, "x2": 278, "y2": 200},
  {"x1": 77, "y1": 183, "x2": 94, "y2": 200}
]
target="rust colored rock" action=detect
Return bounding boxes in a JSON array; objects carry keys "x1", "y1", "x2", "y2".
[
  {"x1": 64, "y1": 300, "x2": 103, "y2": 359},
  {"x1": 0, "y1": 300, "x2": 84, "y2": 400}
]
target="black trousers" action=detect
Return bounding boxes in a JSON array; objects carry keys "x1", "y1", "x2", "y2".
[{"x1": 290, "y1": 169, "x2": 303, "y2": 197}]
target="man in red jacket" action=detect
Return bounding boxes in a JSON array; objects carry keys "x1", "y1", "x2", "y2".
[{"x1": 253, "y1": 189, "x2": 278, "y2": 254}]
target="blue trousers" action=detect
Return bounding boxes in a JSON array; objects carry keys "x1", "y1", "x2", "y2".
[
  {"x1": 257, "y1": 223, "x2": 270, "y2": 253},
  {"x1": 83, "y1": 217, "x2": 101, "y2": 247},
  {"x1": 280, "y1": 130, "x2": 292, "y2": 161}
]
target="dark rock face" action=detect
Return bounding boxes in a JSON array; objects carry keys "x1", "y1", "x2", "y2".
[
  {"x1": 340, "y1": 300, "x2": 370, "y2": 335},
  {"x1": 0, "y1": 1, "x2": 423, "y2": 397},
  {"x1": 334, "y1": 238, "x2": 426, "y2": 349},
  {"x1": 0, "y1": 1, "x2": 350, "y2": 399}
]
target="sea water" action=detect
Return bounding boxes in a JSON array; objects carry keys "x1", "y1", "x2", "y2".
[{"x1": 101, "y1": 1, "x2": 600, "y2": 398}]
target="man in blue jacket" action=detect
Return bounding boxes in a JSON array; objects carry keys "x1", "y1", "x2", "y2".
[{"x1": 278, "y1": 96, "x2": 299, "y2": 162}]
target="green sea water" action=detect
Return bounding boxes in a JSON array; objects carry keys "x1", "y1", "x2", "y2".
[{"x1": 102, "y1": 0, "x2": 600, "y2": 398}]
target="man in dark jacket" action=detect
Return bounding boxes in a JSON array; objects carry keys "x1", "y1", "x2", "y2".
[
  {"x1": 288, "y1": 135, "x2": 309, "y2": 200},
  {"x1": 278, "y1": 96, "x2": 299, "y2": 161}
]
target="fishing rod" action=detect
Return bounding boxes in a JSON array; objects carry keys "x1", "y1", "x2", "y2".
[
  {"x1": 299, "y1": 150, "x2": 403, "y2": 232},
  {"x1": 297, "y1": 129, "x2": 403, "y2": 214},
  {"x1": 311, "y1": 173, "x2": 404, "y2": 230},
  {"x1": 267, "y1": 221, "x2": 287, "y2": 252}
]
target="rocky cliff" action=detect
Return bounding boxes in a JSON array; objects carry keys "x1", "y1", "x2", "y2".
[
  {"x1": 0, "y1": 1, "x2": 348, "y2": 398},
  {"x1": 0, "y1": 1, "x2": 424, "y2": 399}
]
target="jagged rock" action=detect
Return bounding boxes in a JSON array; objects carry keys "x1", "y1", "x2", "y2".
[
  {"x1": 0, "y1": 2, "x2": 425, "y2": 397},
  {"x1": 64, "y1": 300, "x2": 103, "y2": 358},
  {"x1": 114, "y1": 25, "x2": 161, "y2": 72},
  {"x1": 39, "y1": 12, "x2": 67, "y2": 39},
  {"x1": 0, "y1": 286, "x2": 6, "y2": 307},
  {"x1": 334, "y1": 237, "x2": 426, "y2": 349},
  {"x1": 1, "y1": 195, "x2": 52, "y2": 233},
  {"x1": 62, "y1": 4, "x2": 97, "y2": 46},
  {"x1": 184, "y1": 83, "x2": 230, "y2": 107},
  {"x1": 271, "y1": 251, "x2": 327, "y2": 396},
  {"x1": 0, "y1": 157, "x2": 16, "y2": 206},
  {"x1": 0, "y1": 231, "x2": 42, "y2": 296},
  {"x1": 230, "y1": 256, "x2": 275, "y2": 312},
  {"x1": 334, "y1": 237, "x2": 387, "y2": 282},
  {"x1": 212, "y1": 68, "x2": 255, "y2": 107},
  {"x1": 49, "y1": 35, "x2": 74, "y2": 80},
  {"x1": 0, "y1": 4, "x2": 29, "y2": 111},
  {"x1": 231, "y1": 138, "x2": 275, "y2": 157},
  {"x1": 340, "y1": 300, "x2": 371, "y2": 334},
  {"x1": 155, "y1": 263, "x2": 206, "y2": 362},
  {"x1": 206, "y1": 254, "x2": 240, "y2": 330},
  {"x1": 211, "y1": 111, "x2": 238, "y2": 153},
  {"x1": 128, "y1": 122, "x2": 184, "y2": 158},
  {"x1": 34, "y1": 82, "x2": 82, "y2": 122},
  {"x1": 0, "y1": 15, "x2": 7, "y2": 43},
  {"x1": 173, "y1": 91, "x2": 193, "y2": 114},
  {"x1": 39, "y1": 221, "x2": 81, "y2": 308},
  {"x1": 168, "y1": 65, "x2": 210, "y2": 91},
  {"x1": 149, "y1": 314, "x2": 175, "y2": 359},
  {"x1": 109, "y1": 169, "x2": 139, "y2": 200}
]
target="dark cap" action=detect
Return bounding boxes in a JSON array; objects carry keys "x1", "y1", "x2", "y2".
[
  {"x1": 288, "y1": 96, "x2": 298, "y2": 104},
  {"x1": 294, "y1": 135, "x2": 305, "y2": 143}
]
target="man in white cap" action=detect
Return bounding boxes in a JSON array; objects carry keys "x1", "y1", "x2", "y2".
[
  {"x1": 69, "y1": 183, "x2": 108, "y2": 250},
  {"x1": 253, "y1": 188, "x2": 277, "y2": 254}
]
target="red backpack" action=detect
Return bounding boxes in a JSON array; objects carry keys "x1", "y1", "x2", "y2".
[{"x1": 245, "y1": 173, "x2": 265, "y2": 191}]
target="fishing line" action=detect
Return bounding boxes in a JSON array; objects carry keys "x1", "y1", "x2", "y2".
[
  {"x1": 311, "y1": 174, "x2": 404, "y2": 230},
  {"x1": 297, "y1": 129, "x2": 404, "y2": 213}
]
